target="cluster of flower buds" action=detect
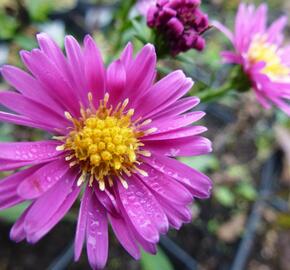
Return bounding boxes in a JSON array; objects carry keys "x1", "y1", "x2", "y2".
[{"x1": 147, "y1": 0, "x2": 210, "y2": 55}]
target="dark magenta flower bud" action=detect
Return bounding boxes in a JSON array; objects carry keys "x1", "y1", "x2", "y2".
[{"x1": 146, "y1": 0, "x2": 210, "y2": 56}]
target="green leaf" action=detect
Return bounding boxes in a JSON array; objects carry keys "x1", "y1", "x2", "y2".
[
  {"x1": 14, "y1": 34, "x2": 38, "y2": 50},
  {"x1": 0, "y1": 202, "x2": 29, "y2": 223},
  {"x1": 0, "y1": 11, "x2": 19, "y2": 39},
  {"x1": 24, "y1": 0, "x2": 54, "y2": 21},
  {"x1": 235, "y1": 181, "x2": 257, "y2": 201},
  {"x1": 140, "y1": 248, "x2": 174, "y2": 270},
  {"x1": 214, "y1": 186, "x2": 235, "y2": 207},
  {"x1": 207, "y1": 219, "x2": 220, "y2": 234},
  {"x1": 0, "y1": 123, "x2": 14, "y2": 141},
  {"x1": 179, "y1": 155, "x2": 220, "y2": 172},
  {"x1": 131, "y1": 19, "x2": 151, "y2": 44}
]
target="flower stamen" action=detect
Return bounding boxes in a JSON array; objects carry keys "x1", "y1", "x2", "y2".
[
  {"x1": 59, "y1": 93, "x2": 149, "y2": 190},
  {"x1": 247, "y1": 35, "x2": 290, "y2": 81}
]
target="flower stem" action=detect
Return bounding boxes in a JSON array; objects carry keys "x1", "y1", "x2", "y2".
[
  {"x1": 196, "y1": 65, "x2": 252, "y2": 103},
  {"x1": 197, "y1": 82, "x2": 233, "y2": 103}
]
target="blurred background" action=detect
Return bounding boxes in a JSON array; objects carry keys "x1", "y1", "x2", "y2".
[{"x1": 0, "y1": 0, "x2": 289, "y2": 269}]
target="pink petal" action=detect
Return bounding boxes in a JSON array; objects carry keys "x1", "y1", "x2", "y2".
[
  {"x1": 0, "y1": 140, "x2": 60, "y2": 161},
  {"x1": 254, "y1": 89, "x2": 272, "y2": 109},
  {"x1": 0, "y1": 111, "x2": 57, "y2": 133},
  {"x1": 1, "y1": 65, "x2": 64, "y2": 115},
  {"x1": 270, "y1": 96, "x2": 290, "y2": 116},
  {"x1": 253, "y1": 4, "x2": 267, "y2": 33},
  {"x1": 267, "y1": 16, "x2": 287, "y2": 44},
  {"x1": 212, "y1": 20, "x2": 234, "y2": 43},
  {"x1": 20, "y1": 49, "x2": 80, "y2": 116},
  {"x1": 107, "y1": 60, "x2": 126, "y2": 106},
  {"x1": 116, "y1": 176, "x2": 165, "y2": 240},
  {"x1": 0, "y1": 193, "x2": 23, "y2": 210},
  {"x1": 86, "y1": 194, "x2": 108, "y2": 270},
  {"x1": 142, "y1": 126, "x2": 207, "y2": 141},
  {"x1": 280, "y1": 45, "x2": 290, "y2": 65},
  {"x1": 10, "y1": 205, "x2": 31, "y2": 242},
  {"x1": 152, "y1": 96, "x2": 200, "y2": 120},
  {"x1": 37, "y1": 33, "x2": 86, "y2": 108},
  {"x1": 139, "y1": 163, "x2": 193, "y2": 205},
  {"x1": 109, "y1": 214, "x2": 141, "y2": 259},
  {"x1": 0, "y1": 91, "x2": 68, "y2": 129},
  {"x1": 0, "y1": 157, "x2": 60, "y2": 172},
  {"x1": 74, "y1": 185, "x2": 91, "y2": 261},
  {"x1": 158, "y1": 199, "x2": 192, "y2": 229},
  {"x1": 0, "y1": 166, "x2": 39, "y2": 210},
  {"x1": 126, "y1": 44, "x2": 157, "y2": 106},
  {"x1": 27, "y1": 185, "x2": 80, "y2": 243},
  {"x1": 37, "y1": 33, "x2": 69, "y2": 73},
  {"x1": 134, "y1": 71, "x2": 193, "y2": 120},
  {"x1": 24, "y1": 169, "x2": 78, "y2": 235},
  {"x1": 145, "y1": 136, "x2": 212, "y2": 157},
  {"x1": 65, "y1": 35, "x2": 88, "y2": 105},
  {"x1": 146, "y1": 111, "x2": 205, "y2": 134},
  {"x1": 144, "y1": 154, "x2": 212, "y2": 199},
  {"x1": 0, "y1": 165, "x2": 40, "y2": 192},
  {"x1": 94, "y1": 187, "x2": 119, "y2": 216},
  {"x1": 119, "y1": 42, "x2": 134, "y2": 70},
  {"x1": 83, "y1": 35, "x2": 106, "y2": 104},
  {"x1": 114, "y1": 191, "x2": 158, "y2": 254},
  {"x1": 17, "y1": 159, "x2": 69, "y2": 199},
  {"x1": 220, "y1": 51, "x2": 242, "y2": 64}
]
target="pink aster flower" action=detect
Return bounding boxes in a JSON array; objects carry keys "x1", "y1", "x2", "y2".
[
  {"x1": 214, "y1": 3, "x2": 290, "y2": 116},
  {"x1": 0, "y1": 33, "x2": 212, "y2": 269},
  {"x1": 141, "y1": 0, "x2": 209, "y2": 55}
]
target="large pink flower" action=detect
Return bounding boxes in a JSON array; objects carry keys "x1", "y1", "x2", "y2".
[
  {"x1": 215, "y1": 3, "x2": 290, "y2": 116},
  {"x1": 0, "y1": 34, "x2": 212, "y2": 269}
]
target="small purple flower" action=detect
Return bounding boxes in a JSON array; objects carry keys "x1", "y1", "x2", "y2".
[
  {"x1": 214, "y1": 3, "x2": 290, "y2": 116},
  {"x1": 0, "y1": 34, "x2": 212, "y2": 269},
  {"x1": 145, "y1": 0, "x2": 209, "y2": 55}
]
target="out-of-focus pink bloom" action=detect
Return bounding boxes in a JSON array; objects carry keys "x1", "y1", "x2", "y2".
[
  {"x1": 143, "y1": 0, "x2": 209, "y2": 55},
  {"x1": 214, "y1": 3, "x2": 290, "y2": 116},
  {"x1": 0, "y1": 33, "x2": 212, "y2": 269},
  {"x1": 137, "y1": 0, "x2": 157, "y2": 16}
]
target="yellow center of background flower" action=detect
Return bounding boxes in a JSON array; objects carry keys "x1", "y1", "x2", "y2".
[
  {"x1": 57, "y1": 93, "x2": 152, "y2": 190},
  {"x1": 247, "y1": 35, "x2": 290, "y2": 81}
]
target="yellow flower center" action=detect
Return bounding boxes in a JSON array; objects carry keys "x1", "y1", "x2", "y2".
[
  {"x1": 247, "y1": 35, "x2": 290, "y2": 81},
  {"x1": 56, "y1": 93, "x2": 153, "y2": 190}
]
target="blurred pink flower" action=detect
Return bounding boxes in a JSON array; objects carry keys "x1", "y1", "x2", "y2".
[
  {"x1": 0, "y1": 34, "x2": 212, "y2": 269},
  {"x1": 215, "y1": 3, "x2": 290, "y2": 116}
]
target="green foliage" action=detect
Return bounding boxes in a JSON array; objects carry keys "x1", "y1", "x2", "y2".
[
  {"x1": 235, "y1": 181, "x2": 257, "y2": 201},
  {"x1": 214, "y1": 186, "x2": 235, "y2": 207},
  {"x1": 0, "y1": 202, "x2": 29, "y2": 223},
  {"x1": 207, "y1": 219, "x2": 220, "y2": 234},
  {"x1": 256, "y1": 129, "x2": 274, "y2": 160},
  {"x1": 0, "y1": 124, "x2": 14, "y2": 141},
  {"x1": 24, "y1": 0, "x2": 77, "y2": 21},
  {"x1": 0, "y1": 10, "x2": 19, "y2": 39},
  {"x1": 227, "y1": 165, "x2": 252, "y2": 182},
  {"x1": 140, "y1": 248, "x2": 174, "y2": 270},
  {"x1": 179, "y1": 155, "x2": 220, "y2": 172},
  {"x1": 25, "y1": 0, "x2": 54, "y2": 21},
  {"x1": 14, "y1": 34, "x2": 38, "y2": 50},
  {"x1": 131, "y1": 18, "x2": 151, "y2": 45}
]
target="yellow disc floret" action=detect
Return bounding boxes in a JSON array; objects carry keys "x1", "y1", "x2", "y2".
[
  {"x1": 56, "y1": 93, "x2": 153, "y2": 191},
  {"x1": 247, "y1": 35, "x2": 290, "y2": 81}
]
